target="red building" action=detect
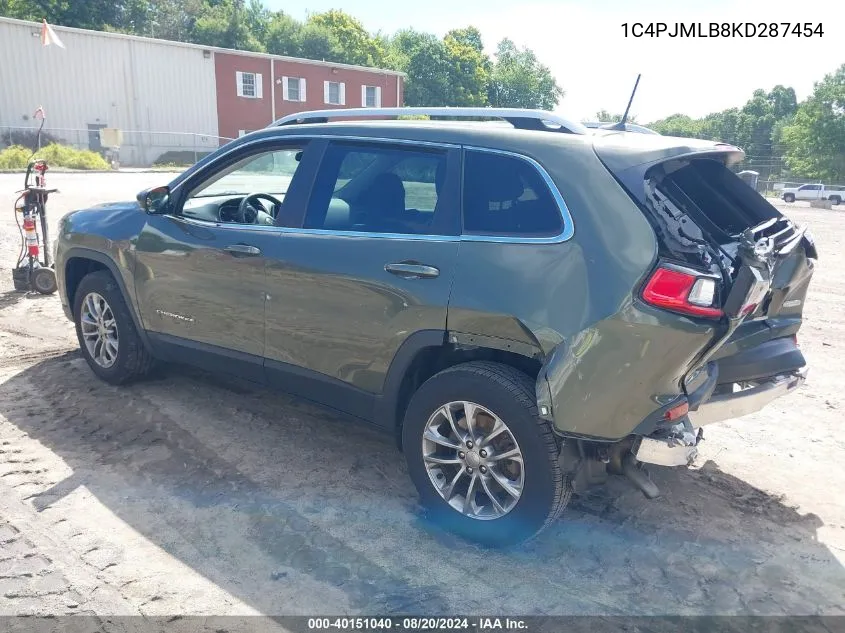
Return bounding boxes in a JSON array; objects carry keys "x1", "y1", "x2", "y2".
[{"x1": 214, "y1": 51, "x2": 405, "y2": 141}]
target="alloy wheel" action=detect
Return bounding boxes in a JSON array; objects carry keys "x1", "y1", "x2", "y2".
[
  {"x1": 422, "y1": 401, "x2": 525, "y2": 520},
  {"x1": 80, "y1": 292, "x2": 120, "y2": 368}
]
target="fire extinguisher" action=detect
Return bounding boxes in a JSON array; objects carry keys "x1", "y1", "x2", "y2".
[{"x1": 13, "y1": 159, "x2": 58, "y2": 294}]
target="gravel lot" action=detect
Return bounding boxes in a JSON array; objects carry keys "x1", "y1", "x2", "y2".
[{"x1": 0, "y1": 172, "x2": 844, "y2": 618}]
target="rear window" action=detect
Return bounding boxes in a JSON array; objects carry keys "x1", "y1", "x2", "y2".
[{"x1": 462, "y1": 151, "x2": 563, "y2": 237}]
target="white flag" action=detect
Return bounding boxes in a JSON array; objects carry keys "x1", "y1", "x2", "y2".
[{"x1": 40, "y1": 20, "x2": 66, "y2": 49}]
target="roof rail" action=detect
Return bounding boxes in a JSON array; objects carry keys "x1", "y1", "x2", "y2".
[{"x1": 271, "y1": 107, "x2": 589, "y2": 135}]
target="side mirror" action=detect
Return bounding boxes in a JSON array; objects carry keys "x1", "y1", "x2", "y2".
[{"x1": 137, "y1": 185, "x2": 170, "y2": 214}]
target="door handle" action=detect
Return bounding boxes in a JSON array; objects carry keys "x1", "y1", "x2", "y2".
[
  {"x1": 224, "y1": 244, "x2": 262, "y2": 257},
  {"x1": 384, "y1": 262, "x2": 440, "y2": 279}
]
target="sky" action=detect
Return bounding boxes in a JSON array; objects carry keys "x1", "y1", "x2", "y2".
[{"x1": 263, "y1": 0, "x2": 843, "y2": 123}]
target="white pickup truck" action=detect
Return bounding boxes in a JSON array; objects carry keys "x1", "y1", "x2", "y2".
[{"x1": 781, "y1": 184, "x2": 843, "y2": 205}]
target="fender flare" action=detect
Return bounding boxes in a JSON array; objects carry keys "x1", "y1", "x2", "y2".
[
  {"x1": 62, "y1": 247, "x2": 153, "y2": 352},
  {"x1": 373, "y1": 330, "x2": 448, "y2": 434}
]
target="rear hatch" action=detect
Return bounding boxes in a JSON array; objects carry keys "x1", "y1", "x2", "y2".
[{"x1": 593, "y1": 133, "x2": 817, "y2": 389}]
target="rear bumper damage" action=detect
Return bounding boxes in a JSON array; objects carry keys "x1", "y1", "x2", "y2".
[
  {"x1": 688, "y1": 367, "x2": 807, "y2": 427},
  {"x1": 634, "y1": 367, "x2": 807, "y2": 468}
]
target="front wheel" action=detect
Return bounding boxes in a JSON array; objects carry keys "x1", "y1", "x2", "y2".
[
  {"x1": 783, "y1": 194, "x2": 795, "y2": 203},
  {"x1": 402, "y1": 361, "x2": 570, "y2": 546},
  {"x1": 73, "y1": 270, "x2": 154, "y2": 385}
]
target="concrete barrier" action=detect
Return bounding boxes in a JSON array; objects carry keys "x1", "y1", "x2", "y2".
[{"x1": 811, "y1": 199, "x2": 833, "y2": 210}]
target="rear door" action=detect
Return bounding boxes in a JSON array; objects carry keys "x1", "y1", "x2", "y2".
[{"x1": 262, "y1": 139, "x2": 462, "y2": 421}]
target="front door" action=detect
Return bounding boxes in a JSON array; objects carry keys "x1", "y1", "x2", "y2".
[
  {"x1": 134, "y1": 141, "x2": 311, "y2": 381},
  {"x1": 263, "y1": 140, "x2": 462, "y2": 422}
]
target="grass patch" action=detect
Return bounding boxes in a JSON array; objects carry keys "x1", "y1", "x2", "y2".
[{"x1": 0, "y1": 144, "x2": 110, "y2": 170}]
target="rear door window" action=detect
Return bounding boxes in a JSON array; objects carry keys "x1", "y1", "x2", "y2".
[
  {"x1": 462, "y1": 150, "x2": 563, "y2": 237},
  {"x1": 304, "y1": 142, "x2": 455, "y2": 236}
]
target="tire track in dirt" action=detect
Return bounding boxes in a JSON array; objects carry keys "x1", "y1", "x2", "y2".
[{"x1": 0, "y1": 357, "x2": 463, "y2": 615}]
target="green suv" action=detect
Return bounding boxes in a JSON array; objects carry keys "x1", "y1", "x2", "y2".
[{"x1": 55, "y1": 108, "x2": 815, "y2": 545}]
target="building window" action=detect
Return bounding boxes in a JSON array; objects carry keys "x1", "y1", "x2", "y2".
[
  {"x1": 362, "y1": 85, "x2": 381, "y2": 107},
  {"x1": 324, "y1": 81, "x2": 345, "y2": 105},
  {"x1": 282, "y1": 76, "x2": 306, "y2": 102},
  {"x1": 236, "y1": 71, "x2": 263, "y2": 99},
  {"x1": 238, "y1": 130, "x2": 250, "y2": 138}
]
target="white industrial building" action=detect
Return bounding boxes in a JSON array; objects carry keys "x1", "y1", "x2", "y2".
[{"x1": 0, "y1": 16, "x2": 220, "y2": 166}]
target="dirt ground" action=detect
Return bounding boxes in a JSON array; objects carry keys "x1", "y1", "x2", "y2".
[{"x1": 0, "y1": 172, "x2": 843, "y2": 618}]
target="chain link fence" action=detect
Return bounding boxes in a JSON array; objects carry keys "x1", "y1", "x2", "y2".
[{"x1": 1, "y1": 125, "x2": 235, "y2": 167}]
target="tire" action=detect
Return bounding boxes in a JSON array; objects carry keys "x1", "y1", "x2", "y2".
[
  {"x1": 783, "y1": 194, "x2": 795, "y2": 203},
  {"x1": 402, "y1": 361, "x2": 570, "y2": 547},
  {"x1": 31, "y1": 267, "x2": 57, "y2": 295},
  {"x1": 830, "y1": 196, "x2": 841, "y2": 206},
  {"x1": 73, "y1": 270, "x2": 154, "y2": 385}
]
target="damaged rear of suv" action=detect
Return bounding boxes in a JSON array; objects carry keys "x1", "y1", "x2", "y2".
[
  {"x1": 56, "y1": 108, "x2": 815, "y2": 547},
  {"x1": 554, "y1": 133, "x2": 816, "y2": 500}
]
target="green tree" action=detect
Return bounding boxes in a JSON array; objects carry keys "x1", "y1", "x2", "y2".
[
  {"x1": 593, "y1": 110, "x2": 638, "y2": 123},
  {"x1": 265, "y1": 11, "x2": 302, "y2": 56},
  {"x1": 295, "y1": 21, "x2": 344, "y2": 62},
  {"x1": 307, "y1": 9, "x2": 384, "y2": 67},
  {"x1": 446, "y1": 26, "x2": 484, "y2": 53},
  {"x1": 394, "y1": 31, "x2": 452, "y2": 106},
  {"x1": 443, "y1": 27, "x2": 490, "y2": 106},
  {"x1": 193, "y1": 0, "x2": 264, "y2": 52},
  {"x1": 782, "y1": 64, "x2": 845, "y2": 182},
  {"x1": 488, "y1": 39, "x2": 562, "y2": 110},
  {"x1": 648, "y1": 113, "x2": 705, "y2": 138},
  {"x1": 5, "y1": 0, "x2": 125, "y2": 30},
  {"x1": 143, "y1": 0, "x2": 204, "y2": 40}
]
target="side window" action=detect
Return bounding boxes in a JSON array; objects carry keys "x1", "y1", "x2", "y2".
[
  {"x1": 304, "y1": 143, "x2": 450, "y2": 235},
  {"x1": 462, "y1": 151, "x2": 563, "y2": 237},
  {"x1": 182, "y1": 145, "x2": 306, "y2": 225}
]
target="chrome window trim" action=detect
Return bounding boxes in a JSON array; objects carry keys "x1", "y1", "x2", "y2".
[
  {"x1": 276, "y1": 227, "x2": 460, "y2": 242},
  {"x1": 166, "y1": 215, "x2": 284, "y2": 233},
  {"x1": 172, "y1": 133, "x2": 574, "y2": 245},
  {"x1": 168, "y1": 215, "x2": 460, "y2": 241}
]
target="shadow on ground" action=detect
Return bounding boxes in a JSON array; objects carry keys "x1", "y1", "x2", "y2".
[{"x1": 1, "y1": 353, "x2": 843, "y2": 616}]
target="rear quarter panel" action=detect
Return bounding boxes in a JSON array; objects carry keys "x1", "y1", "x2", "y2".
[{"x1": 448, "y1": 137, "x2": 719, "y2": 440}]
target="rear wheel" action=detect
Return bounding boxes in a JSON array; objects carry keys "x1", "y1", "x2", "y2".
[
  {"x1": 830, "y1": 196, "x2": 841, "y2": 206},
  {"x1": 402, "y1": 361, "x2": 570, "y2": 546},
  {"x1": 73, "y1": 270, "x2": 154, "y2": 384},
  {"x1": 783, "y1": 193, "x2": 795, "y2": 203}
]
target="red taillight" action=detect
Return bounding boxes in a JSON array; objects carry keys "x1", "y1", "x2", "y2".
[
  {"x1": 665, "y1": 401, "x2": 689, "y2": 421},
  {"x1": 642, "y1": 266, "x2": 723, "y2": 319}
]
